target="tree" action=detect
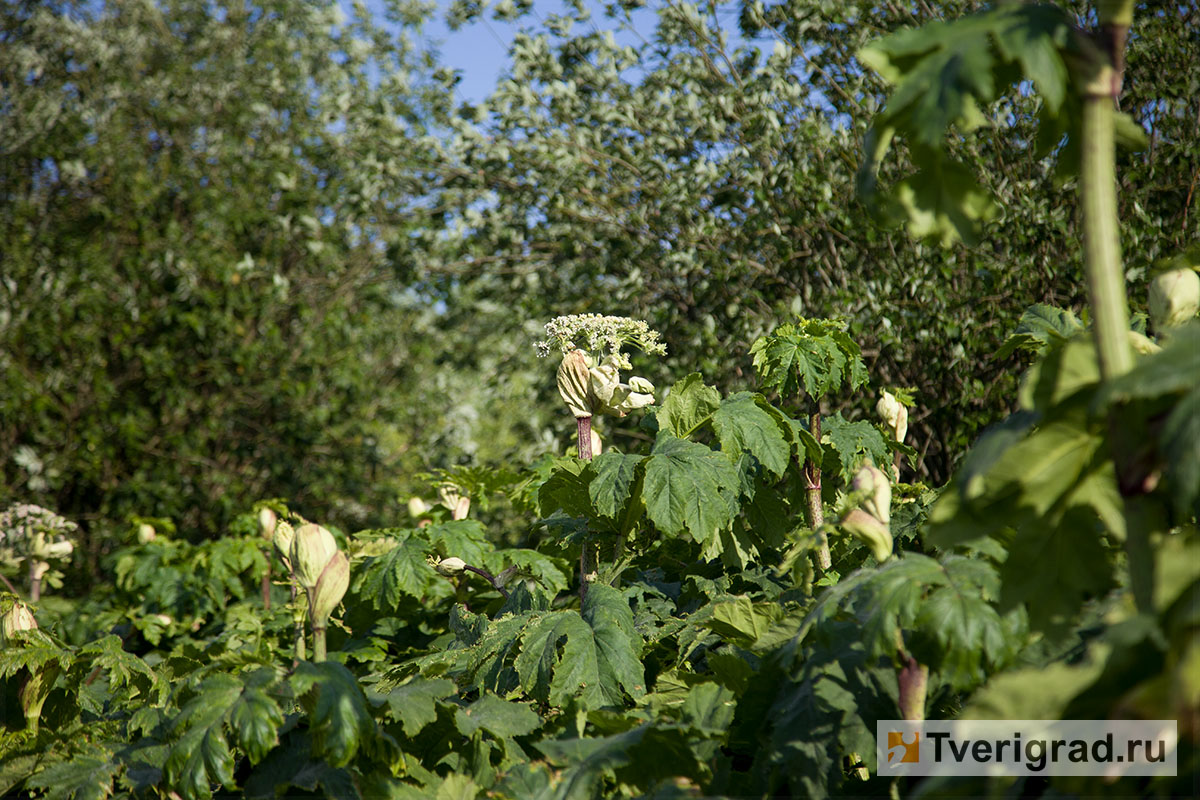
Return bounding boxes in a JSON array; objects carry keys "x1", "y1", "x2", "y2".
[
  {"x1": 0, "y1": 0, "x2": 452, "y2": 564},
  {"x1": 412, "y1": 0, "x2": 1198, "y2": 483}
]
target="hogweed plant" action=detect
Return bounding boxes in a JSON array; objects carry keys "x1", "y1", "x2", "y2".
[
  {"x1": 750, "y1": 317, "x2": 868, "y2": 571},
  {"x1": 0, "y1": 504, "x2": 77, "y2": 602},
  {"x1": 536, "y1": 314, "x2": 665, "y2": 597}
]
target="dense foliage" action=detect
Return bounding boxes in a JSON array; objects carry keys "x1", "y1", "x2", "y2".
[{"x1": 0, "y1": 1, "x2": 1198, "y2": 799}]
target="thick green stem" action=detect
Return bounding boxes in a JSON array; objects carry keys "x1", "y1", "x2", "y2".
[
  {"x1": 806, "y1": 413, "x2": 831, "y2": 570},
  {"x1": 1080, "y1": 10, "x2": 1157, "y2": 616},
  {"x1": 290, "y1": 581, "x2": 306, "y2": 665},
  {"x1": 1080, "y1": 92, "x2": 1133, "y2": 380},
  {"x1": 312, "y1": 625, "x2": 327, "y2": 662},
  {"x1": 577, "y1": 415, "x2": 594, "y2": 601}
]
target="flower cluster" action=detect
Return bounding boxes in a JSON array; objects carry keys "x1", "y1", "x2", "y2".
[
  {"x1": 534, "y1": 314, "x2": 667, "y2": 361},
  {"x1": 0, "y1": 504, "x2": 77, "y2": 568}
]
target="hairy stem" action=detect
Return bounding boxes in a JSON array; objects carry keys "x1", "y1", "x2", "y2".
[
  {"x1": 898, "y1": 656, "x2": 929, "y2": 722},
  {"x1": 463, "y1": 564, "x2": 510, "y2": 599},
  {"x1": 261, "y1": 563, "x2": 271, "y2": 611},
  {"x1": 806, "y1": 413, "x2": 831, "y2": 570},
  {"x1": 577, "y1": 414, "x2": 594, "y2": 601},
  {"x1": 576, "y1": 415, "x2": 594, "y2": 460},
  {"x1": 312, "y1": 625, "x2": 327, "y2": 663}
]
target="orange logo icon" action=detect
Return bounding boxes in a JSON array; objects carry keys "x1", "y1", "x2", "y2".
[{"x1": 887, "y1": 731, "x2": 920, "y2": 764}]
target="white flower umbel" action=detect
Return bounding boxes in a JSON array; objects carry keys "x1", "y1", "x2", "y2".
[{"x1": 534, "y1": 314, "x2": 667, "y2": 360}]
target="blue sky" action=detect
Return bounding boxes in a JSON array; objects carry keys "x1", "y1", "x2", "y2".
[{"x1": 420, "y1": 1, "x2": 660, "y2": 105}]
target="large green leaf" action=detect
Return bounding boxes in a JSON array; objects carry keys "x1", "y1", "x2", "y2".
[
  {"x1": 587, "y1": 452, "x2": 644, "y2": 521},
  {"x1": 656, "y1": 373, "x2": 720, "y2": 438},
  {"x1": 535, "y1": 725, "x2": 706, "y2": 800},
  {"x1": 453, "y1": 693, "x2": 541, "y2": 739},
  {"x1": 998, "y1": 506, "x2": 1117, "y2": 634},
  {"x1": 78, "y1": 634, "x2": 162, "y2": 704},
  {"x1": 822, "y1": 413, "x2": 890, "y2": 482},
  {"x1": 24, "y1": 744, "x2": 119, "y2": 800},
  {"x1": 1095, "y1": 324, "x2": 1200, "y2": 406},
  {"x1": 750, "y1": 318, "x2": 867, "y2": 400},
  {"x1": 381, "y1": 678, "x2": 458, "y2": 737},
  {"x1": 641, "y1": 431, "x2": 740, "y2": 544},
  {"x1": 291, "y1": 662, "x2": 376, "y2": 767},
  {"x1": 164, "y1": 674, "x2": 241, "y2": 799},
  {"x1": 354, "y1": 536, "x2": 434, "y2": 610},
  {"x1": 995, "y1": 303, "x2": 1085, "y2": 358},
  {"x1": 857, "y1": 4, "x2": 1078, "y2": 243},
  {"x1": 513, "y1": 584, "x2": 644, "y2": 709},
  {"x1": 711, "y1": 392, "x2": 791, "y2": 477}
]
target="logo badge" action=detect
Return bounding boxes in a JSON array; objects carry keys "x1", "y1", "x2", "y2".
[{"x1": 887, "y1": 731, "x2": 920, "y2": 764}]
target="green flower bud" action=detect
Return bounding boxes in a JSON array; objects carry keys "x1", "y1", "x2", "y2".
[
  {"x1": 852, "y1": 463, "x2": 891, "y2": 525},
  {"x1": 628, "y1": 375, "x2": 654, "y2": 394},
  {"x1": 1149, "y1": 268, "x2": 1200, "y2": 329},
  {"x1": 291, "y1": 523, "x2": 337, "y2": 589},
  {"x1": 876, "y1": 391, "x2": 908, "y2": 443},
  {"x1": 273, "y1": 520, "x2": 295, "y2": 571},
  {"x1": 310, "y1": 550, "x2": 349, "y2": 624},
  {"x1": 137, "y1": 523, "x2": 157, "y2": 544},
  {"x1": 1128, "y1": 330, "x2": 1162, "y2": 355},
  {"x1": 258, "y1": 508, "x2": 277, "y2": 541},
  {"x1": 432, "y1": 556, "x2": 466, "y2": 577},
  {"x1": 840, "y1": 508, "x2": 893, "y2": 562},
  {"x1": 438, "y1": 485, "x2": 470, "y2": 520},
  {"x1": 589, "y1": 361, "x2": 622, "y2": 407},
  {"x1": 557, "y1": 349, "x2": 595, "y2": 418},
  {"x1": 1, "y1": 602, "x2": 37, "y2": 643},
  {"x1": 407, "y1": 496, "x2": 431, "y2": 517}
]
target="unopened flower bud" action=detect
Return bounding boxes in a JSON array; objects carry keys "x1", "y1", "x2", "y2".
[
  {"x1": 408, "y1": 497, "x2": 431, "y2": 518},
  {"x1": 557, "y1": 350, "x2": 595, "y2": 418},
  {"x1": 291, "y1": 523, "x2": 337, "y2": 589},
  {"x1": 273, "y1": 520, "x2": 295, "y2": 571},
  {"x1": 840, "y1": 508, "x2": 893, "y2": 563},
  {"x1": 1128, "y1": 330, "x2": 1161, "y2": 355},
  {"x1": 433, "y1": 556, "x2": 467, "y2": 577},
  {"x1": 876, "y1": 391, "x2": 908, "y2": 443},
  {"x1": 1149, "y1": 268, "x2": 1200, "y2": 330},
  {"x1": 310, "y1": 551, "x2": 349, "y2": 624},
  {"x1": 1, "y1": 602, "x2": 37, "y2": 642},
  {"x1": 590, "y1": 428, "x2": 603, "y2": 456},
  {"x1": 852, "y1": 462, "x2": 891, "y2": 525},
  {"x1": 137, "y1": 523, "x2": 157, "y2": 544},
  {"x1": 438, "y1": 485, "x2": 470, "y2": 520},
  {"x1": 258, "y1": 508, "x2": 277, "y2": 541},
  {"x1": 589, "y1": 361, "x2": 622, "y2": 407},
  {"x1": 628, "y1": 375, "x2": 654, "y2": 395}
]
